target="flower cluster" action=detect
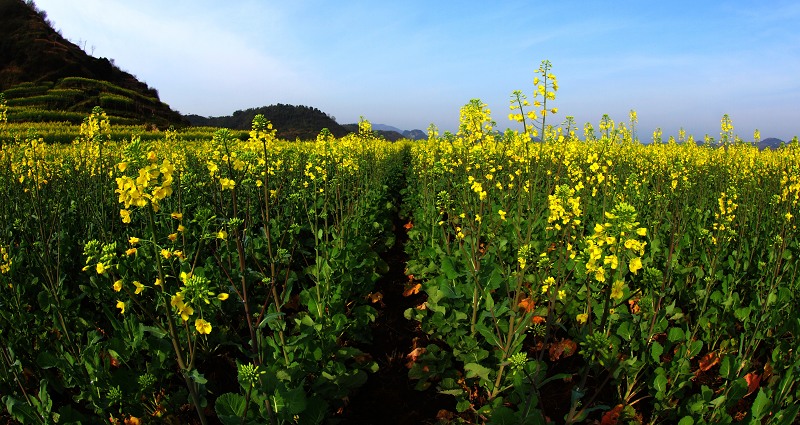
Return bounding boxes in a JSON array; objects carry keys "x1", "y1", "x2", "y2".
[
  {"x1": 583, "y1": 202, "x2": 647, "y2": 283},
  {"x1": 115, "y1": 154, "x2": 175, "y2": 220},
  {"x1": 0, "y1": 245, "x2": 11, "y2": 275}
]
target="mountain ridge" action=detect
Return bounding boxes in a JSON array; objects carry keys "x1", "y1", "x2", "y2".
[{"x1": 0, "y1": 0, "x2": 185, "y2": 126}]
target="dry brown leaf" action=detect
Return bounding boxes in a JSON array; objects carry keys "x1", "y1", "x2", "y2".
[
  {"x1": 548, "y1": 339, "x2": 578, "y2": 361},
  {"x1": 407, "y1": 347, "x2": 427, "y2": 362},
  {"x1": 366, "y1": 291, "x2": 383, "y2": 304},
  {"x1": 600, "y1": 404, "x2": 624, "y2": 425},
  {"x1": 745, "y1": 372, "x2": 761, "y2": 396},
  {"x1": 518, "y1": 297, "x2": 535, "y2": 313},
  {"x1": 698, "y1": 351, "x2": 720, "y2": 373},
  {"x1": 403, "y1": 283, "x2": 421, "y2": 297}
]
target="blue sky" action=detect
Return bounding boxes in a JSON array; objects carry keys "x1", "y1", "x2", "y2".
[{"x1": 33, "y1": 0, "x2": 800, "y2": 140}]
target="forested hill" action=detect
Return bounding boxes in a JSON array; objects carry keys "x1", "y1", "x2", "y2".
[
  {"x1": 184, "y1": 104, "x2": 350, "y2": 140},
  {"x1": 0, "y1": 0, "x2": 185, "y2": 126}
]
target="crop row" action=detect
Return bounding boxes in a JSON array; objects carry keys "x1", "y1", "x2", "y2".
[{"x1": 1, "y1": 109, "x2": 407, "y2": 424}]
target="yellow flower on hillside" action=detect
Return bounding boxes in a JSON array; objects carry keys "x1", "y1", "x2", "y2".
[
  {"x1": 133, "y1": 281, "x2": 144, "y2": 295},
  {"x1": 116, "y1": 300, "x2": 125, "y2": 314},
  {"x1": 217, "y1": 293, "x2": 229, "y2": 301},
  {"x1": 96, "y1": 262, "x2": 107, "y2": 275},
  {"x1": 113, "y1": 280, "x2": 123, "y2": 292}
]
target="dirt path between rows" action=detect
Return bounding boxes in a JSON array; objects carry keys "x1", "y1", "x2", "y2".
[{"x1": 338, "y1": 214, "x2": 454, "y2": 424}]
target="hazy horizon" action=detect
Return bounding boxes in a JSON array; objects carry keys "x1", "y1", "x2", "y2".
[{"x1": 31, "y1": 0, "x2": 800, "y2": 141}]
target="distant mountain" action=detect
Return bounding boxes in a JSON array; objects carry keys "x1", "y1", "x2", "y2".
[
  {"x1": 0, "y1": 0, "x2": 185, "y2": 126},
  {"x1": 372, "y1": 123, "x2": 404, "y2": 133},
  {"x1": 184, "y1": 104, "x2": 349, "y2": 140},
  {"x1": 361, "y1": 124, "x2": 427, "y2": 141},
  {"x1": 403, "y1": 129, "x2": 426, "y2": 140},
  {"x1": 759, "y1": 137, "x2": 785, "y2": 150},
  {"x1": 341, "y1": 123, "x2": 404, "y2": 141}
]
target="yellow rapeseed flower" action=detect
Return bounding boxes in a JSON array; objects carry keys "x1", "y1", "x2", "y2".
[
  {"x1": 113, "y1": 280, "x2": 123, "y2": 292},
  {"x1": 171, "y1": 212, "x2": 183, "y2": 220},
  {"x1": 611, "y1": 280, "x2": 625, "y2": 300},
  {"x1": 129, "y1": 237, "x2": 139, "y2": 245},
  {"x1": 217, "y1": 293, "x2": 229, "y2": 301},
  {"x1": 133, "y1": 281, "x2": 144, "y2": 295},
  {"x1": 195, "y1": 318, "x2": 212, "y2": 335},
  {"x1": 116, "y1": 300, "x2": 125, "y2": 314},
  {"x1": 629, "y1": 257, "x2": 643, "y2": 274},
  {"x1": 220, "y1": 178, "x2": 235, "y2": 191},
  {"x1": 96, "y1": 262, "x2": 107, "y2": 275}
]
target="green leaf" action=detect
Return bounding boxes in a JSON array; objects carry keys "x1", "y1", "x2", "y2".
[
  {"x1": 258, "y1": 312, "x2": 285, "y2": 329},
  {"x1": 215, "y1": 393, "x2": 248, "y2": 425},
  {"x1": 464, "y1": 362, "x2": 492, "y2": 383},
  {"x1": 488, "y1": 405, "x2": 517, "y2": 424},
  {"x1": 727, "y1": 377, "x2": 748, "y2": 402},
  {"x1": 281, "y1": 386, "x2": 308, "y2": 415},
  {"x1": 750, "y1": 388, "x2": 772, "y2": 420},
  {"x1": 38, "y1": 380, "x2": 52, "y2": 413},
  {"x1": 297, "y1": 397, "x2": 328, "y2": 425},
  {"x1": 719, "y1": 355, "x2": 733, "y2": 379},
  {"x1": 651, "y1": 341, "x2": 664, "y2": 363},
  {"x1": 189, "y1": 369, "x2": 208, "y2": 385},
  {"x1": 36, "y1": 351, "x2": 60, "y2": 369},
  {"x1": 654, "y1": 373, "x2": 667, "y2": 394},
  {"x1": 734, "y1": 307, "x2": 751, "y2": 323},
  {"x1": 677, "y1": 416, "x2": 694, "y2": 425},
  {"x1": 667, "y1": 327, "x2": 685, "y2": 343},
  {"x1": 772, "y1": 403, "x2": 800, "y2": 425},
  {"x1": 617, "y1": 321, "x2": 633, "y2": 341},
  {"x1": 3, "y1": 395, "x2": 41, "y2": 423}
]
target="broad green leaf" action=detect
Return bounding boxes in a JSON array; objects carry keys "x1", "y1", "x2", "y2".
[
  {"x1": 215, "y1": 393, "x2": 249, "y2": 425},
  {"x1": 654, "y1": 373, "x2": 667, "y2": 394},
  {"x1": 651, "y1": 341, "x2": 664, "y2": 363},
  {"x1": 667, "y1": 327, "x2": 685, "y2": 343},
  {"x1": 750, "y1": 388, "x2": 772, "y2": 420},
  {"x1": 464, "y1": 362, "x2": 492, "y2": 383},
  {"x1": 616, "y1": 321, "x2": 633, "y2": 341}
]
